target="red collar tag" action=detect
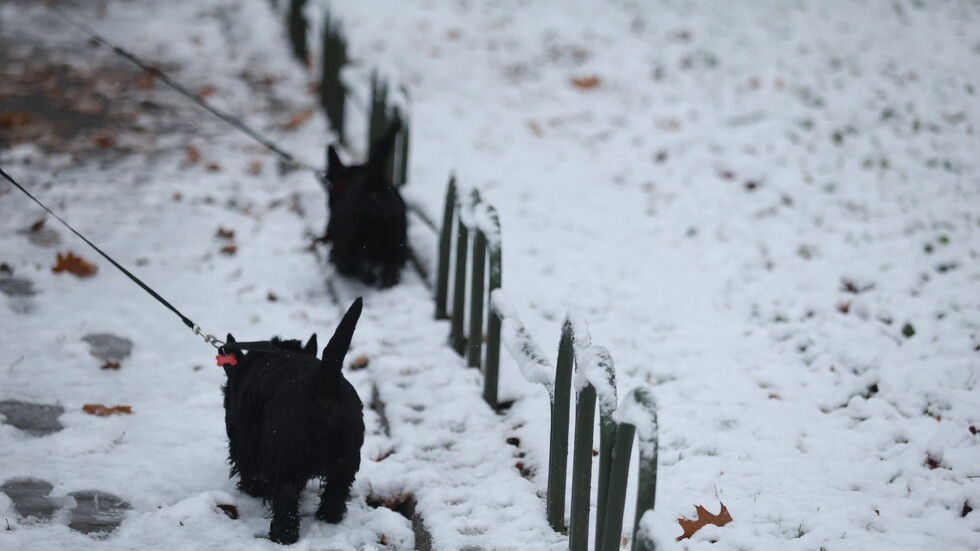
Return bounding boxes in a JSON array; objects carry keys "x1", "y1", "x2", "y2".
[{"x1": 216, "y1": 354, "x2": 237, "y2": 367}]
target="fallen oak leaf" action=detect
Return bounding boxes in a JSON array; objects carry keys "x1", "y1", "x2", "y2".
[
  {"x1": 92, "y1": 135, "x2": 116, "y2": 149},
  {"x1": 571, "y1": 75, "x2": 601, "y2": 89},
  {"x1": 135, "y1": 71, "x2": 156, "y2": 90},
  {"x1": 196, "y1": 85, "x2": 217, "y2": 99},
  {"x1": 216, "y1": 503, "x2": 239, "y2": 519},
  {"x1": 82, "y1": 404, "x2": 133, "y2": 416},
  {"x1": 52, "y1": 252, "x2": 98, "y2": 277},
  {"x1": 0, "y1": 111, "x2": 35, "y2": 127},
  {"x1": 677, "y1": 502, "x2": 732, "y2": 541},
  {"x1": 283, "y1": 109, "x2": 314, "y2": 130}
]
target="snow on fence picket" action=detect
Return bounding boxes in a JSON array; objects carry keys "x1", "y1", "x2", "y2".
[{"x1": 435, "y1": 179, "x2": 660, "y2": 550}]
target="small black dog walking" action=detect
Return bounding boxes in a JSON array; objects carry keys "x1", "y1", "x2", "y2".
[
  {"x1": 322, "y1": 119, "x2": 408, "y2": 287},
  {"x1": 222, "y1": 298, "x2": 366, "y2": 544}
]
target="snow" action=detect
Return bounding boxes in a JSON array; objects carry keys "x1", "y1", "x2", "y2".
[
  {"x1": 491, "y1": 289, "x2": 556, "y2": 396},
  {"x1": 2, "y1": 0, "x2": 980, "y2": 549},
  {"x1": 576, "y1": 345, "x2": 618, "y2": 419},
  {"x1": 613, "y1": 387, "x2": 659, "y2": 459}
]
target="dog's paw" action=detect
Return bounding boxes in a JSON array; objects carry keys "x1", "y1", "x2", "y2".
[
  {"x1": 269, "y1": 520, "x2": 300, "y2": 545},
  {"x1": 314, "y1": 500, "x2": 347, "y2": 524}
]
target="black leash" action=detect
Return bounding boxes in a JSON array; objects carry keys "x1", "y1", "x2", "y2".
[
  {"x1": 36, "y1": 0, "x2": 322, "y2": 178},
  {"x1": 0, "y1": 166, "x2": 282, "y2": 360}
]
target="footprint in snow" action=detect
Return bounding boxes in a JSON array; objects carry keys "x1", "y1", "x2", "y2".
[
  {"x1": 0, "y1": 400, "x2": 64, "y2": 436},
  {"x1": 0, "y1": 276, "x2": 36, "y2": 314},
  {"x1": 0, "y1": 478, "x2": 130, "y2": 535}
]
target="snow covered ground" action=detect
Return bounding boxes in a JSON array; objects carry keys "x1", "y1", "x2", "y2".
[{"x1": 2, "y1": 0, "x2": 979, "y2": 550}]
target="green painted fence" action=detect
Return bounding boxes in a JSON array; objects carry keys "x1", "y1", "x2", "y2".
[{"x1": 434, "y1": 177, "x2": 660, "y2": 549}]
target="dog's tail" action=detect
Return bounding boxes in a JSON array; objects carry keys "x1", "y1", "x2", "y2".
[
  {"x1": 315, "y1": 297, "x2": 363, "y2": 386},
  {"x1": 366, "y1": 117, "x2": 402, "y2": 189}
]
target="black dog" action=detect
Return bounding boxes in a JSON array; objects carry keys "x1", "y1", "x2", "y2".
[
  {"x1": 322, "y1": 120, "x2": 408, "y2": 287},
  {"x1": 222, "y1": 298, "x2": 365, "y2": 544}
]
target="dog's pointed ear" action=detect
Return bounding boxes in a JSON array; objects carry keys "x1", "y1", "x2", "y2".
[
  {"x1": 366, "y1": 118, "x2": 402, "y2": 177},
  {"x1": 304, "y1": 334, "x2": 318, "y2": 356},
  {"x1": 327, "y1": 145, "x2": 344, "y2": 173},
  {"x1": 226, "y1": 333, "x2": 236, "y2": 344}
]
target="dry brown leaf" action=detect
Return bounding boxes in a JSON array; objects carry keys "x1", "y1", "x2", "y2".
[
  {"x1": 220, "y1": 244, "x2": 238, "y2": 256},
  {"x1": 215, "y1": 227, "x2": 235, "y2": 240},
  {"x1": 351, "y1": 356, "x2": 370, "y2": 370},
  {"x1": 677, "y1": 503, "x2": 733, "y2": 541},
  {"x1": 82, "y1": 404, "x2": 133, "y2": 416},
  {"x1": 284, "y1": 109, "x2": 315, "y2": 130},
  {"x1": 196, "y1": 85, "x2": 217, "y2": 99},
  {"x1": 92, "y1": 135, "x2": 115, "y2": 149},
  {"x1": 101, "y1": 361, "x2": 121, "y2": 370},
  {"x1": 216, "y1": 503, "x2": 239, "y2": 519},
  {"x1": 267, "y1": 291, "x2": 278, "y2": 302},
  {"x1": 206, "y1": 162, "x2": 221, "y2": 172},
  {"x1": 136, "y1": 72, "x2": 156, "y2": 90},
  {"x1": 52, "y1": 252, "x2": 98, "y2": 277},
  {"x1": 0, "y1": 111, "x2": 34, "y2": 128},
  {"x1": 186, "y1": 146, "x2": 201, "y2": 164},
  {"x1": 571, "y1": 75, "x2": 601, "y2": 89}
]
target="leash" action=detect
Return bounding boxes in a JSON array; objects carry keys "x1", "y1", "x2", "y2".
[
  {"x1": 36, "y1": 0, "x2": 324, "y2": 179},
  {"x1": 0, "y1": 167, "x2": 282, "y2": 365}
]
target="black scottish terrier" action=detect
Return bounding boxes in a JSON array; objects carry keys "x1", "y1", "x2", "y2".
[
  {"x1": 322, "y1": 120, "x2": 408, "y2": 287},
  {"x1": 222, "y1": 298, "x2": 365, "y2": 545}
]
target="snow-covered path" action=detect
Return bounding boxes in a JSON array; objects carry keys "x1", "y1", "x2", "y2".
[{"x1": 2, "y1": 0, "x2": 980, "y2": 550}]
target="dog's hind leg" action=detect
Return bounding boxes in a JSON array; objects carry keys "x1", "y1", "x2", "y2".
[
  {"x1": 315, "y1": 460, "x2": 356, "y2": 523},
  {"x1": 268, "y1": 480, "x2": 303, "y2": 544},
  {"x1": 227, "y1": 421, "x2": 271, "y2": 498}
]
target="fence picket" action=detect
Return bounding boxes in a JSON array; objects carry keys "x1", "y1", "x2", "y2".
[
  {"x1": 319, "y1": 11, "x2": 347, "y2": 144},
  {"x1": 599, "y1": 422, "x2": 636, "y2": 551},
  {"x1": 546, "y1": 321, "x2": 575, "y2": 531},
  {"x1": 468, "y1": 230, "x2": 487, "y2": 368},
  {"x1": 450, "y1": 215, "x2": 468, "y2": 354},
  {"x1": 287, "y1": 0, "x2": 308, "y2": 64},
  {"x1": 435, "y1": 178, "x2": 456, "y2": 319},
  {"x1": 569, "y1": 384, "x2": 596, "y2": 550}
]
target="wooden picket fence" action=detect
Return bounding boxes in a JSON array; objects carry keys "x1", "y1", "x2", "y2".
[{"x1": 434, "y1": 178, "x2": 661, "y2": 551}]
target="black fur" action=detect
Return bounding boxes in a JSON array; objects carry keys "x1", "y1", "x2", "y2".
[
  {"x1": 222, "y1": 298, "x2": 365, "y2": 545},
  {"x1": 323, "y1": 120, "x2": 408, "y2": 287}
]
